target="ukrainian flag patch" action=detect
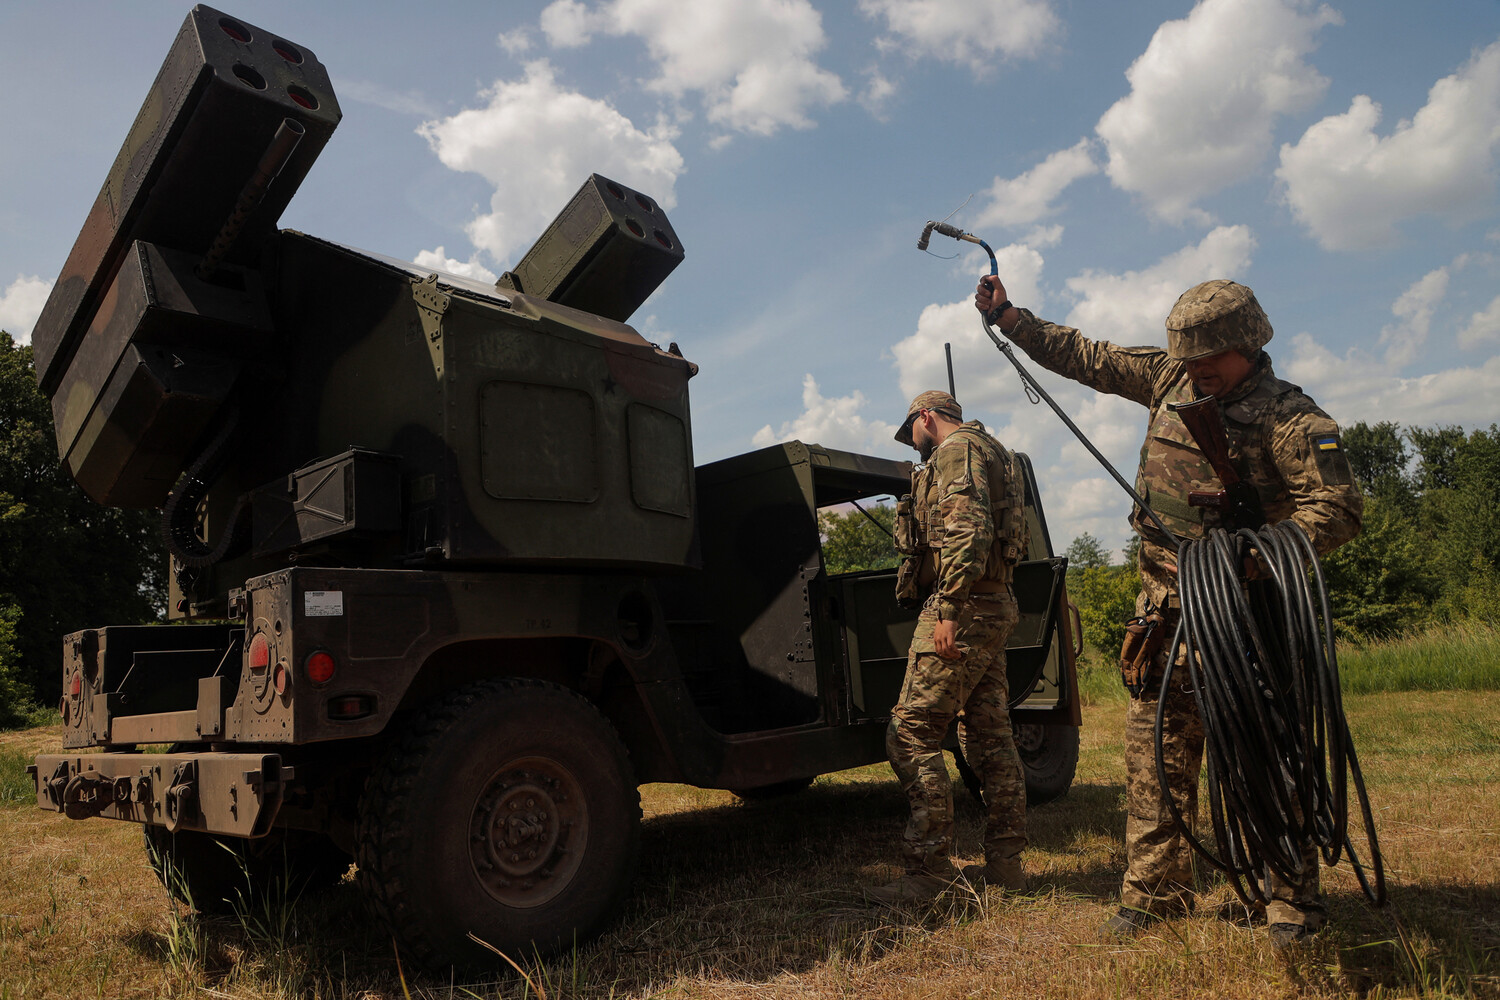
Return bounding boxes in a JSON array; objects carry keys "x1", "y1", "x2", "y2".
[{"x1": 1314, "y1": 434, "x2": 1340, "y2": 452}]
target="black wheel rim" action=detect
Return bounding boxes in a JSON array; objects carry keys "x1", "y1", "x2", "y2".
[{"x1": 468, "y1": 756, "x2": 588, "y2": 908}]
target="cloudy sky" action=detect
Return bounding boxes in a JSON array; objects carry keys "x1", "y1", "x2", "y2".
[{"x1": 3, "y1": 0, "x2": 1498, "y2": 559}]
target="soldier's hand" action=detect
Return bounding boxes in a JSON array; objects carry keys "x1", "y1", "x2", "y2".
[
  {"x1": 934, "y1": 619, "x2": 961, "y2": 659},
  {"x1": 975, "y1": 275, "x2": 1008, "y2": 315}
]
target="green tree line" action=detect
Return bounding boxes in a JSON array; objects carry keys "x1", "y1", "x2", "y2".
[
  {"x1": 0, "y1": 332, "x2": 165, "y2": 727},
  {"x1": 818, "y1": 419, "x2": 1500, "y2": 656}
]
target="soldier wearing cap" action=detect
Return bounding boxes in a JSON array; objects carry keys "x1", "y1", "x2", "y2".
[
  {"x1": 973, "y1": 277, "x2": 1362, "y2": 946},
  {"x1": 866, "y1": 390, "x2": 1031, "y2": 904}
]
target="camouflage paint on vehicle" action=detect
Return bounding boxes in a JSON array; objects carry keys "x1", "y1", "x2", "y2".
[{"x1": 28, "y1": 6, "x2": 1084, "y2": 968}]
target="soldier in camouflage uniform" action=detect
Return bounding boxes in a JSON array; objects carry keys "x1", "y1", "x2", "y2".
[
  {"x1": 973, "y1": 278, "x2": 1362, "y2": 946},
  {"x1": 866, "y1": 390, "x2": 1031, "y2": 905}
]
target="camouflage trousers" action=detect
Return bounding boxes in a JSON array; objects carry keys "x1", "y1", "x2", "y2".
[
  {"x1": 886, "y1": 591, "x2": 1025, "y2": 874},
  {"x1": 1123, "y1": 599, "x2": 1324, "y2": 929}
]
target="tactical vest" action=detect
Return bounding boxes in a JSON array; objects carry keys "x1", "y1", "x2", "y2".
[
  {"x1": 895, "y1": 423, "x2": 1028, "y2": 587},
  {"x1": 1131, "y1": 370, "x2": 1298, "y2": 546}
]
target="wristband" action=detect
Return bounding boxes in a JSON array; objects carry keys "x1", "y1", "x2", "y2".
[{"x1": 986, "y1": 299, "x2": 1013, "y2": 326}]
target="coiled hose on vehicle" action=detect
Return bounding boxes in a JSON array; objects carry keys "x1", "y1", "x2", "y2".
[{"x1": 1159, "y1": 521, "x2": 1386, "y2": 909}]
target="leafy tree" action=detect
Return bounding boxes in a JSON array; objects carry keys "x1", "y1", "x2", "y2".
[
  {"x1": 1071, "y1": 564, "x2": 1138, "y2": 656},
  {"x1": 1064, "y1": 532, "x2": 1110, "y2": 572},
  {"x1": 818, "y1": 502, "x2": 898, "y2": 575},
  {"x1": 0, "y1": 602, "x2": 31, "y2": 728},
  {"x1": 1342, "y1": 421, "x2": 1414, "y2": 511},
  {"x1": 1426, "y1": 425, "x2": 1500, "y2": 617},
  {"x1": 1408, "y1": 425, "x2": 1466, "y2": 494},
  {"x1": 1320, "y1": 494, "x2": 1436, "y2": 640},
  {"x1": 1064, "y1": 532, "x2": 1137, "y2": 655},
  {"x1": 0, "y1": 332, "x2": 165, "y2": 719}
]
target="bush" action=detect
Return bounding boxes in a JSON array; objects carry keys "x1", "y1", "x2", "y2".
[
  {"x1": 0, "y1": 602, "x2": 37, "y2": 730},
  {"x1": 1069, "y1": 563, "x2": 1138, "y2": 657}
]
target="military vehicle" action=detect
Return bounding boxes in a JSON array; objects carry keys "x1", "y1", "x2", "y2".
[{"x1": 27, "y1": 6, "x2": 1082, "y2": 969}]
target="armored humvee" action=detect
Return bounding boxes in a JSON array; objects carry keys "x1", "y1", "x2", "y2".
[{"x1": 27, "y1": 6, "x2": 1082, "y2": 969}]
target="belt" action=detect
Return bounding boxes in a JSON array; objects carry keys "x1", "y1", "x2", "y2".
[{"x1": 971, "y1": 580, "x2": 1011, "y2": 595}]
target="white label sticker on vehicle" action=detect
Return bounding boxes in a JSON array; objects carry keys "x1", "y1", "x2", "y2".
[{"x1": 304, "y1": 591, "x2": 345, "y2": 617}]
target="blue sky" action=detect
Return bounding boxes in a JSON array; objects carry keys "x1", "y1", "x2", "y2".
[{"x1": 3, "y1": 0, "x2": 1499, "y2": 559}]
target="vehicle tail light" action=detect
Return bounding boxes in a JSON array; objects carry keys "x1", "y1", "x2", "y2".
[
  {"x1": 327, "y1": 695, "x2": 373, "y2": 720},
  {"x1": 305, "y1": 651, "x2": 336, "y2": 685},
  {"x1": 248, "y1": 632, "x2": 270, "y2": 672}
]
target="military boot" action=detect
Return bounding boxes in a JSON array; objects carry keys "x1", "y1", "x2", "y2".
[
  {"x1": 1101, "y1": 906, "x2": 1159, "y2": 939},
  {"x1": 961, "y1": 857, "x2": 1027, "y2": 893}
]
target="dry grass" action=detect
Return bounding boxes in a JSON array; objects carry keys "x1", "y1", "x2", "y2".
[{"x1": 2, "y1": 693, "x2": 1497, "y2": 999}]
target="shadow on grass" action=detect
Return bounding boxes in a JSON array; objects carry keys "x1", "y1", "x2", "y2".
[
  {"x1": 107, "y1": 779, "x2": 1500, "y2": 998},
  {"x1": 1324, "y1": 879, "x2": 1500, "y2": 996},
  {"x1": 120, "y1": 777, "x2": 1131, "y2": 995}
]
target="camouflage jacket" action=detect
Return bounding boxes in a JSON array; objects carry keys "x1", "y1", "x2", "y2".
[
  {"x1": 908, "y1": 421, "x2": 1028, "y2": 620},
  {"x1": 1006, "y1": 309, "x2": 1363, "y2": 606}
]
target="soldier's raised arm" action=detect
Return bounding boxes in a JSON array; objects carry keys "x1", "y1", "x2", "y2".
[{"x1": 975, "y1": 274, "x2": 1164, "y2": 406}]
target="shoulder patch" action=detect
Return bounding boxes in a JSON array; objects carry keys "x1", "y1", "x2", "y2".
[{"x1": 1308, "y1": 430, "x2": 1352, "y2": 486}]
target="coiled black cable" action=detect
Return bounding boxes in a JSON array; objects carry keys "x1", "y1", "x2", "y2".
[{"x1": 1155, "y1": 521, "x2": 1386, "y2": 909}]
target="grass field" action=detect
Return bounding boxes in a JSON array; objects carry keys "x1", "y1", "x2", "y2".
[
  {"x1": 2, "y1": 687, "x2": 1497, "y2": 1000},
  {"x1": 1072, "y1": 620, "x2": 1500, "y2": 707}
]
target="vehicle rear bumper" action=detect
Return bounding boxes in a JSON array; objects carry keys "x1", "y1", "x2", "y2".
[{"x1": 31, "y1": 752, "x2": 288, "y2": 838}]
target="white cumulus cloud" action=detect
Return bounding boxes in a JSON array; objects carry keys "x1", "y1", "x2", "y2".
[
  {"x1": 1095, "y1": 0, "x2": 1339, "y2": 225},
  {"x1": 412, "y1": 247, "x2": 499, "y2": 284},
  {"x1": 860, "y1": 0, "x2": 1062, "y2": 72},
  {"x1": 1284, "y1": 256, "x2": 1500, "y2": 427},
  {"x1": 1379, "y1": 266, "x2": 1449, "y2": 367},
  {"x1": 0, "y1": 274, "x2": 52, "y2": 345},
  {"x1": 1063, "y1": 225, "x2": 1257, "y2": 344},
  {"x1": 497, "y1": 28, "x2": 535, "y2": 55},
  {"x1": 538, "y1": 0, "x2": 846, "y2": 136},
  {"x1": 418, "y1": 60, "x2": 684, "y2": 267},
  {"x1": 752, "y1": 374, "x2": 899, "y2": 453},
  {"x1": 1459, "y1": 294, "x2": 1500, "y2": 348},
  {"x1": 539, "y1": 0, "x2": 594, "y2": 46},
  {"x1": 1286, "y1": 334, "x2": 1500, "y2": 427},
  {"x1": 1277, "y1": 38, "x2": 1500, "y2": 250},
  {"x1": 974, "y1": 138, "x2": 1099, "y2": 230},
  {"x1": 859, "y1": 67, "x2": 898, "y2": 117}
]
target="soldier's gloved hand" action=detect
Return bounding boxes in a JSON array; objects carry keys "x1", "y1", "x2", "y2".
[{"x1": 934, "y1": 619, "x2": 961, "y2": 660}]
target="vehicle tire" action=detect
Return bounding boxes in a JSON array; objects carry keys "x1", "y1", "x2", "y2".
[
  {"x1": 1013, "y1": 722, "x2": 1079, "y2": 804},
  {"x1": 731, "y1": 776, "x2": 815, "y2": 801},
  {"x1": 357, "y1": 678, "x2": 640, "y2": 970},
  {"x1": 143, "y1": 826, "x2": 352, "y2": 914}
]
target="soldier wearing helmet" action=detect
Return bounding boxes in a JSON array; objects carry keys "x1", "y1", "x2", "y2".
[
  {"x1": 973, "y1": 277, "x2": 1362, "y2": 946},
  {"x1": 866, "y1": 390, "x2": 1031, "y2": 904}
]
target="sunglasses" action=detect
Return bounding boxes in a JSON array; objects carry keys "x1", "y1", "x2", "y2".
[{"x1": 900, "y1": 408, "x2": 927, "y2": 439}]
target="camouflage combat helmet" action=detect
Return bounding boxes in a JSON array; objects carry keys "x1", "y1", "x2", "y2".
[
  {"x1": 895, "y1": 390, "x2": 962, "y2": 445},
  {"x1": 1165, "y1": 279, "x2": 1273, "y2": 361}
]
